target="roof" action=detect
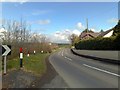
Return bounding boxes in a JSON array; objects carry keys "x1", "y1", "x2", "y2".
[
  {"x1": 98, "y1": 29, "x2": 113, "y2": 37},
  {"x1": 80, "y1": 32, "x2": 100, "y2": 39}
]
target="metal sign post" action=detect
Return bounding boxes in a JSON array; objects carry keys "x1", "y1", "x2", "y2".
[{"x1": 4, "y1": 56, "x2": 6, "y2": 75}]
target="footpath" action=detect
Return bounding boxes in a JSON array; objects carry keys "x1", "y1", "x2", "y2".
[{"x1": 71, "y1": 49, "x2": 120, "y2": 64}]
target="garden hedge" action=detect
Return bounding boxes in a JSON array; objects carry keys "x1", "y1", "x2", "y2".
[{"x1": 75, "y1": 34, "x2": 120, "y2": 50}]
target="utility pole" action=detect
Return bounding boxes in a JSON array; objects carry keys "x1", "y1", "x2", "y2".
[
  {"x1": 23, "y1": 21, "x2": 26, "y2": 42},
  {"x1": 86, "y1": 18, "x2": 88, "y2": 33},
  {"x1": 86, "y1": 18, "x2": 89, "y2": 39}
]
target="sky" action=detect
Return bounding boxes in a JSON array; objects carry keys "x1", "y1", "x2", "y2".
[{"x1": 0, "y1": 1, "x2": 119, "y2": 43}]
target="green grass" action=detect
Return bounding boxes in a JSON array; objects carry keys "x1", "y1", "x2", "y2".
[
  {"x1": 6, "y1": 47, "x2": 61, "y2": 76},
  {"x1": 7, "y1": 53, "x2": 49, "y2": 76},
  {"x1": 58, "y1": 44, "x2": 70, "y2": 48}
]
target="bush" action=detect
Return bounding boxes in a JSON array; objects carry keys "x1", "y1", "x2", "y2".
[
  {"x1": 75, "y1": 35, "x2": 119, "y2": 50},
  {"x1": 7, "y1": 42, "x2": 52, "y2": 60}
]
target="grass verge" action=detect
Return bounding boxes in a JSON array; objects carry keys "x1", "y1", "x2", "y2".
[{"x1": 6, "y1": 53, "x2": 50, "y2": 76}]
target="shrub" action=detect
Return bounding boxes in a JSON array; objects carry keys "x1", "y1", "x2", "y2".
[{"x1": 75, "y1": 35, "x2": 119, "y2": 50}]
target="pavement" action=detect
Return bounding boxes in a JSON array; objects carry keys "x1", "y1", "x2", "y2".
[
  {"x1": 42, "y1": 75, "x2": 68, "y2": 88},
  {"x1": 2, "y1": 54, "x2": 68, "y2": 88},
  {"x1": 2, "y1": 70, "x2": 36, "y2": 88},
  {"x1": 0, "y1": 72, "x2": 2, "y2": 90},
  {"x1": 0, "y1": 56, "x2": 2, "y2": 90},
  {"x1": 71, "y1": 49, "x2": 120, "y2": 64},
  {"x1": 49, "y1": 48, "x2": 120, "y2": 88},
  {"x1": 30, "y1": 55, "x2": 68, "y2": 88}
]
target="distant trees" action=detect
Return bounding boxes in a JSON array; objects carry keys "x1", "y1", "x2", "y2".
[
  {"x1": 1, "y1": 19, "x2": 51, "y2": 44},
  {"x1": 69, "y1": 34, "x2": 79, "y2": 46},
  {"x1": 0, "y1": 18, "x2": 57, "y2": 59},
  {"x1": 82, "y1": 29, "x2": 88, "y2": 33},
  {"x1": 82, "y1": 29, "x2": 94, "y2": 33}
]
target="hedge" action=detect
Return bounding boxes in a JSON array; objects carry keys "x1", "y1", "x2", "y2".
[{"x1": 75, "y1": 34, "x2": 120, "y2": 50}]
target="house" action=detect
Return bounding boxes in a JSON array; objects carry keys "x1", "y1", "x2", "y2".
[
  {"x1": 79, "y1": 30, "x2": 100, "y2": 40},
  {"x1": 79, "y1": 29, "x2": 114, "y2": 40},
  {"x1": 80, "y1": 32, "x2": 100, "y2": 40},
  {"x1": 98, "y1": 29, "x2": 114, "y2": 38}
]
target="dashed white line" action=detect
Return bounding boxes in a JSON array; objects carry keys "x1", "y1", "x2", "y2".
[
  {"x1": 61, "y1": 51, "x2": 64, "y2": 56},
  {"x1": 83, "y1": 64, "x2": 120, "y2": 77},
  {"x1": 65, "y1": 56, "x2": 72, "y2": 61},
  {"x1": 58, "y1": 52, "x2": 60, "y2": 56}
]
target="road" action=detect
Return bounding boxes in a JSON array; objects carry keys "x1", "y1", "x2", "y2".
[{"x1": 49, "y1": 48, "x2": 119, "y2": 88}]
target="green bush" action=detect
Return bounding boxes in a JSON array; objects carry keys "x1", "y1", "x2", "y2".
[{"x1": 75, "y1": 35, "x2": 119, "y2": 50}]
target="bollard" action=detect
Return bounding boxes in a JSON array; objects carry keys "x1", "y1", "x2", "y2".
[
  {"x1": 20, "y1": 47, "x2": 23, "y2": 68},
  {"x1": 27, "y1": 51, "x2": 30, "y2": 57},
  {"x1": 41, "y1": 50, "x2": 43, "y2": 53},
  {"x1": 34, "y1": 50, "x2": 36, "y2": 55}
]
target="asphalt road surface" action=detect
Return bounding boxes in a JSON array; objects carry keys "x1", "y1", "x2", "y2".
[{"x1": 49, "y1": 48, "x2": 119, "y2": 88}]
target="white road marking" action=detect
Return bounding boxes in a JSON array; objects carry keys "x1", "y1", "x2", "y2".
[
  {"x1": 65, "y1": 56, "x2": 72, "y2": 61},
  {"x1": 61, "y1": 51, "x2": 64, "y2": 56},
  {"x1": 58, "y1": 52, "x2": 60, "y2": 56},
  {"x1": 83, "y1": 64, "x2": 120, "y2": 77}
]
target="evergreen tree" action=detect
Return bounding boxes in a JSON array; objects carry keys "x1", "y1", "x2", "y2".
[
  {"x1": 100, "y1": 29, "x2": 104, "y2": 32},
  {"x1": 113, "y1": 20, "x2": 120, "y2": 36}
]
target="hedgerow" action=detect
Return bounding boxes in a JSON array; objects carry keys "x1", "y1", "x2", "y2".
[{"x1": 75, "y1": 34, "x2": 120, "y2": 50}]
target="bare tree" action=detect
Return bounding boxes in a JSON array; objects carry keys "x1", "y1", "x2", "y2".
[
  {"x1": 69, "y1": 34, "x2": 79, "y2": 46},
  {"x1": 1, "y1": 18, "x2": 54, "y2": 57}
]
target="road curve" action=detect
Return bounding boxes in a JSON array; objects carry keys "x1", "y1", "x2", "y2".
[{"x1": 49, "y1": 48, "x2": 119, "y2": 88}]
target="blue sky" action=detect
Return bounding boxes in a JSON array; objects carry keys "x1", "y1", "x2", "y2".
[{"x1": 1, "y1": 2, "x2": 119, "y2": 43}]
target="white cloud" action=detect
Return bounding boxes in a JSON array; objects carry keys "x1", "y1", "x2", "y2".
[
  {"x1": 0, "y1": 19, "x2": 5, "y2": 26},
  {"x1": 32, "y1": 10, "x2": 52, "y2": 16},
  {"x1": 76, "y1": 22, "x2": 85, "y2": 30},
  {"x1": 107, "y1": 18, "x2": 118, "y2": 24},
  {"x1": 1, "y1": 0, "x2": 119, "y2": 3},
  {"x1": 19, "y1": 0, "x2": 28, "y2": 4},
  {"x1": 28, "y1": 19, "x2": 51, "y2": 25},
  {"x1": 0, "y1": 28, "x2": 7, "y2": 33},
  {"x1": 54, "y1": 31, "x2": 60, "y2": 37},
  {"x1": 50, "y1": 29, "x2": 81, "y2": 43},
  {"x1": 90, "y1": 28, "x2": 95, "y2": 32},
  {"x1": 1, "y1": 0, "x2": 28, "y2": 4},
  {"x1": 72, "y1": 29, "x2": 81, "y2": 36},
  {"x1": 0, "y1": 19, "x2": 2, "y2": 25},
  {"x1": 0, "y1": 28, "x2": 7, "y2": 42},
  {"x1": 37, "y1": 19, "x2": 51, "y2": 25},
  {"x1": 50, "y1": 29, "x2": 71, "y2": 43},
  {"x1": 1, "y1": 0, "x2": 118, "y2": 2}
]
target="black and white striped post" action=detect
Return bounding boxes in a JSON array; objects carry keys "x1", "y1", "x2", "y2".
[{"x1": 20, "y1": 47, "x2": 23, "y2": 68}]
